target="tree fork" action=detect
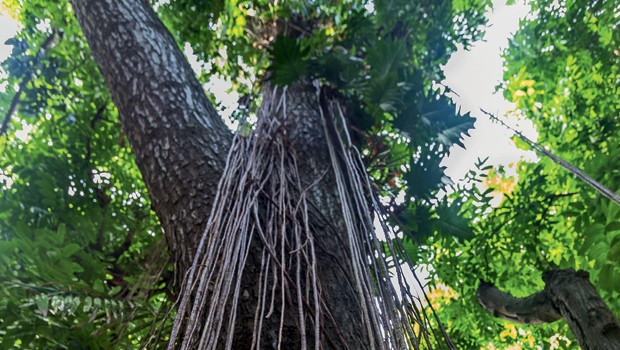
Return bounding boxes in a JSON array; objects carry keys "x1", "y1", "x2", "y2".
[
  {"x1": 478, "y1": 269, "x2": 620, "y2": 349},
  {"x1": 70, "y1": 0, "x2": 371, "y2": 347}
]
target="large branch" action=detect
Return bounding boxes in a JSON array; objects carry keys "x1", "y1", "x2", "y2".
[
  {"x1": 70, "y1": 0, "x2": 232, "y2": 284},
  {"x1": 478, "y1": 269, "x2": 620, "y2": 349},
  {"x1": 477, "y1": 280, "x2": 561, "y2": 324}
]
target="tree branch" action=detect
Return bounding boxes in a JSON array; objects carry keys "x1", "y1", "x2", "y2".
[
  {"x1": 477, "y1": 280, "x2": 562, "y2": 324},
  {"x1": 480, "y1": 108, "x2": 620, "y2": 206},
  {"x1": 1, "y1": 31, "x2": 57, "y2": 137},
  {"x1": 478, "y1": 269, "x2": 620, "y2": 349}
]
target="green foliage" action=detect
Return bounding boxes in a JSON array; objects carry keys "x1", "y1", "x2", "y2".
[
  {"x1": 0, "y1": 1, "x2": 172, "y2": 348},
  {"x1": 268, "y1": 36, "x2": 310, "y2": 85},
  {"x1": 500, "y1": 0, "x2": 620, "y2": 294},
  {"x1": 414, "y1": 0, "x2": 620, "y2": 348},
  {"x1": 0, "y1": 0, "x2": 490, "y2": 347}
]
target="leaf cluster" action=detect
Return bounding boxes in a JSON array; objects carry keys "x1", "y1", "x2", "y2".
[
  {"x1": 0, "y1": 1, "x2": 173, "y2": 348},
  {"x1": 419, "y1": 0, "x2": 620, "y2": 347}
]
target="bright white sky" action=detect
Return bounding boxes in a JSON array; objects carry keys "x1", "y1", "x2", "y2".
[
  {"x1": 0, "y1": 1, "x2": 537, "y2": 180},
  {"x1": 442, "y1": 0, "x2": 538, "y2": 181},
  {"x1": 0, "y1": 9, "x2": 20, "y2": 90}
]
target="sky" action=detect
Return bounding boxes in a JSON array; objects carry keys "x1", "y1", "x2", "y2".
[
  {"x1": 0, "y1": 1, "x2": 537, "y2": 180},
  {"x1": 442, "y1": 0, "x2": 538, "y2": 181},
  {"x1": 0, "y1": 8, "x2": 20, "y2": 91}
]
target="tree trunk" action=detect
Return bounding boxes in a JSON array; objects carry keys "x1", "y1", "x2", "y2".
[
  {"x1": 71, "y1": 0, "x2": 369, "y2": 347},
  {"x1": 223, "y1": 81, "x2": 369, "y2": 349},
  {"x1": 477, "y1": 269, "x2": 620, "y2": 349},
  {"x1": 70, "y1": 0, "x2": 232, "y2": 289}
]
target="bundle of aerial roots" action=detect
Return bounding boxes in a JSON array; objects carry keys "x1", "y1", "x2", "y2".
[{"x1": 166, "y1": 82, "x2": 454, "y2": 350}]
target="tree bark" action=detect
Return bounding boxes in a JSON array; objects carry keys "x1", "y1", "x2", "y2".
[
  {"x1": 70, "y1": 0, "x2": 232, "y2": 289},
  {"x1": 478, "y1": 269, "x2": 620, "y2": 349},
  {"x1": 71, "y1": 0, "x2": 369, "y2": 348}
]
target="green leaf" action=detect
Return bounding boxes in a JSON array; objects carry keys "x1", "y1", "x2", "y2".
[
  {"x1": 396, "y1": 94, "x2": 475, "y2": 150},
  {"x1": 511, "y1": 135, "x2": 532, "y2": 151},
  {"x1": 367, "y1": 39, "x2": 407, "y2": 80},
  {"x1": 434, "y1": 199, "x2": 473, "y2": 241},
  {"x1": 83, "y1": 296, "x2": 93, "y2": 313},
  {"x1": 405, "y1": 150, "x2": 449, "y2": 200},
  {"x1": 35, "y1": 294, "x2": 49, "y2": 317},
  {"x1": 396, "y1": 203, "x2": 434, "y2": 242},
  {"x1": 589, "y1": 241, "x2": 609, "y2": 262},
  {"x1": 608, "y1": 238, "x2": 620, "y2": 261},
  {"x1": 268, "y1": 36, "x2": 309, "y2": 86},
  {"x1": 599, "y1": 263, "x2": 620, "y2": 291},
  {"x1": 365, "y1": 73, "x2": 403, "y2": 114},
  {"x1": 606, "y1": 221, "x2": 620, "y2": 233},
  {"x1": 61, "y1": 243, "x2": 81, "y2": 258}
]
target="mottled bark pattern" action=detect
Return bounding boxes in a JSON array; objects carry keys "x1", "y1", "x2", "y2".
[{"x1": 71, "y1": 0, "x2": 232, "y2": 287}]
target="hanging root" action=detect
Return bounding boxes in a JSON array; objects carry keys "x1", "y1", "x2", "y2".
[{"x1": 166, "y1": 81, "x2": 454, "y2": 349}]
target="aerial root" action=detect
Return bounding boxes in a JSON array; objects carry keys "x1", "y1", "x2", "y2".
[{"x1": 167, "y1": 82, "x2": 454, "y2": 350}]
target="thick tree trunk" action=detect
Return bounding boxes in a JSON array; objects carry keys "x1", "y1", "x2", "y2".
[
  {"x1": 70, "y1": 0, "x2": 232, "y2": 289},
  {"x1": 477, "y1": 269, "x2": 620, "y2": 349},
  {"x1": 71, "y1": 0, "x2": 369, "y2": 348},
  {"x1": 225, "y1": 81, "x2": 368, "y2": 349}
]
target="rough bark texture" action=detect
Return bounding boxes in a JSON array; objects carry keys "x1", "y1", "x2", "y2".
[
  {"x1": 71, "y1": 1, "x2": 368, "y2": 348},
  {"x1": 71, "y1": 0, "x2": 232, "y2": 288},
  {"x1": 478, "y1": 269, "x2": 620, "y2": 349}
]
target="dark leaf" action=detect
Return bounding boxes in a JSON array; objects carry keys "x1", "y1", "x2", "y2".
[{"x1": 268, "y1": 36, "x2": 310, "y2": 86}]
